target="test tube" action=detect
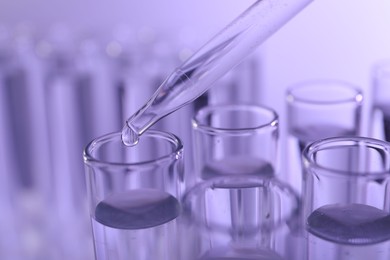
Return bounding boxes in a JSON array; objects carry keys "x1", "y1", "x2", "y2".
[
  {"x1": 0, "y1": 24, "x2": 11, "y2": 66},
  {"x1": 180, "y1": 176, "x2": 302, "y2": 260},
  {"x1": 121, "y1": 0, "x2": 314, "y2": 146},
  {"x1": 0, "y1": 24, "x2": 20, "y2": 259},
  {"x1": 371, "y1": 59, "x2": 390, "y2": 141},
  {"x1": 0, "y1": 25, "x2": 54, "y2": 259},
  {"x1": 302, "y1": 137, "x2": 390, "y2": 260},
  {"x1": 284, "y1": 80, "x2": 363, "y2": 194},
  {"x1": 191, "y1": 104, "x2": 279, "y2": 186},
  {"x1": 83, "y1": 130, "x2": 184, "y2": 260},
  {"x1": 41, "y1": 28, "x2": 117, "y2": 259}
]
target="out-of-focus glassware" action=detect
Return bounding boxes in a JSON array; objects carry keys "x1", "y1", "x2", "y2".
[
  {"x1": 285, "y1": 80, "x2": 363, "y2": 194},
  {"x1": 191, "y1": 104, "x2": 279, "y2": 186},
  {"x1": 302, "y1": 136, "x2": 390, "y2": 260},
  {"x1": 0, "y1": 24, "x2": 55, "y2": 259},
  {"x1": 371, "y1": 59, "x2": 390, "y2": 141},
  {"x1": 0, "y1": 24, "x2": 11, "y2": 66},
  {"x1": 39, "y1": 26, "x2": 118, "y2": 259},
  {"x1": 0, "y1": 24, "x2": 20, "y2": 260},
  {"x1": 180, "y1": 175, "x2": 302, "y2": 260},
  {"x1": 83, "y1": 130, "x2": 184, "y2": 260}
]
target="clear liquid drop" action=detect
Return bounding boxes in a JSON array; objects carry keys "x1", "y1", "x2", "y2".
[{"x1": 121, "y1": 124, "x2": 139, "y2": 147}]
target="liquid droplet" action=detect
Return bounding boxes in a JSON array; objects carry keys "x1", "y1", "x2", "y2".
[{"x1": 121, "y1": 124, "x2": 139, "y2": 147}]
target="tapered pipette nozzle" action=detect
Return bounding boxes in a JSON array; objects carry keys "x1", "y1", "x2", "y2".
[{"x1": 121, "y1": 121, "x2": 139, "y2": 147}]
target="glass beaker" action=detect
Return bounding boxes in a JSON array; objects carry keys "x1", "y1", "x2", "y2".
[
  {"x1": 302, "y1": 136, "x2": 390, "y2": 260},
  {"x1": 180, "y1": 175, "x2": 302, "y2": 260},
  {"x1": 285, "y1": 80, "x2": 363, "y2": 194},
  {"x1": 83, "y1": 130, "x2": 184, "y2": 260},
  {"x1": 371, "y1": 59, "x2": 390, "y2": 141},
  {"x1": 191, "y1": 104, "x2": 279, "y2": 186}
]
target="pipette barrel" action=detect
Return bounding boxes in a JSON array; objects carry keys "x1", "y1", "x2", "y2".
[{"x1": 123, "y1": 0, "x2": 314, "y2": 144}]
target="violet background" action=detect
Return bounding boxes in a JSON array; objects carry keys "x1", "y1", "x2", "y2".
[{"x1": 0, "y1": 0, "x2": 390, "y2": 259}]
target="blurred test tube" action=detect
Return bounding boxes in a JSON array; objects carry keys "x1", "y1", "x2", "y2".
[
  {"x1": 0, "y1": 23, "x2": 20, "y2": 260},
  {"x1": 0, "y1": 23, "x2": 53, "y2": 259},
  {"x1": 39, "y1": 25, "x2": 119, "y2": 259}
]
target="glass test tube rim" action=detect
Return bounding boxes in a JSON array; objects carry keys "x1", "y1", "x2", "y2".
[
  {"x1": 192, "y1": 104, "x2": 279, "y2": 136},
  {"x1": 286, "y1": 79, "x2": 364, "y2": 105},
  {"x1": 302, "y1": 136, "x2": 390, "y2": 178},
  {"x1": 181, "y1": 175, "x2": 301, "y2": 234},
  {"x1": 84, "y1": 130, "x2": 183, "y2": 169}
]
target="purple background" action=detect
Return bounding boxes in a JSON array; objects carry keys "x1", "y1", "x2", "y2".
[{"x1": 1, "y1": 0, "x2": 390, "y2": 259}]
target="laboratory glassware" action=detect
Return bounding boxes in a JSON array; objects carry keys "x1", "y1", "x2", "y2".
[
  {"x1": 285, "y1": 80, "x2": 363, "y2": 194},
  {"x1": 83, "y1": 130, "x2": 184, "y2": 260},
  {"x1": 121, "y1": 0, "x2": 314, "y2": 146},
  {"x1": 41, "y1": 30, "x2": 118, "y2": 259},
  {"x1": 0, "y1": 29, "x2": 21, "y2": 260},
  {"x1": 191, "y1": 104, "x2": 279, "y2": 186},
  {"x1": 302, "y1": 136, "x2": 390, "y2": 260},
  {"x1": 0, "y1": 28, "x2": 54, "y2": 259},
  {"x1": 180, "y1": 175, "x2": 302, "y2": 260},
  {"x1": 371, "y1": 59, "x2": 390, "y2": 141}
]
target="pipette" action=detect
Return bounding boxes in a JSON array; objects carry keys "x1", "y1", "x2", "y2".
[{"x1": 122, "y1": 0, "x2": 314, "y2": 146}]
